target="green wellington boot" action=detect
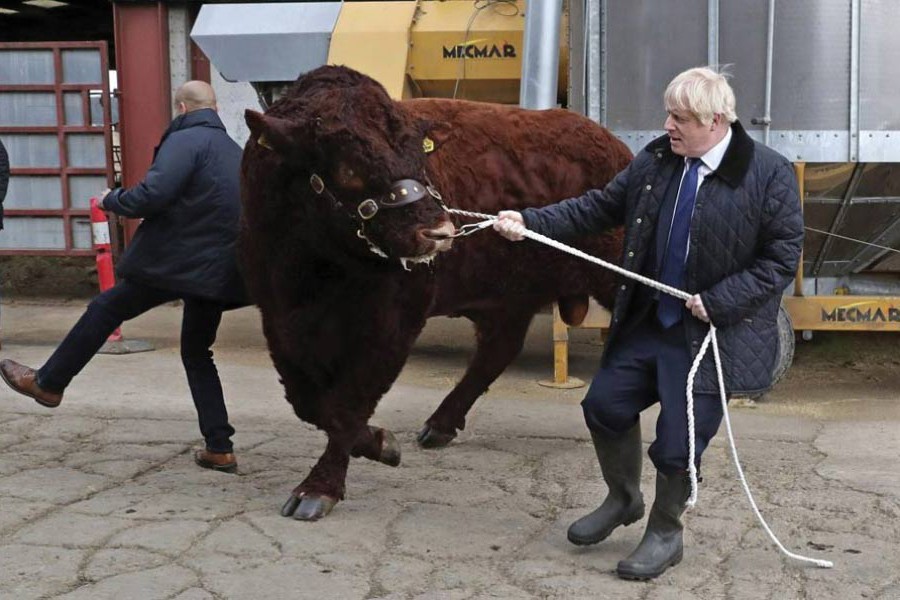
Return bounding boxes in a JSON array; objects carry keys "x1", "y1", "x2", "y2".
[
  {"x1": 616, "y1": 470, "x2": 691, "y2": 580},
  {"x1": 567, "y1": 423, "x2": 645, "y2": 545}
]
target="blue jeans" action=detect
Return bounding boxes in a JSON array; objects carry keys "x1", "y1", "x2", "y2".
[
  {"x1": 582, "y1": 318, "x2": 724, "y2": 473},
  {"x1": 37, "y1": 280, "x2": 235, "y2": 453}
]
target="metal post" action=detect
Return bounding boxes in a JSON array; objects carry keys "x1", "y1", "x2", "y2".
[
  {"x1": 579, "y1": 0, "x2": 603, "y2": 123},
  {"x1": 707, "y1": 0, "x2": 719, "y2": 67},
  {"x1": 793, "y1": 162, "x2": 805, "y2": 296},
  {"x1": 597, "y1": 0, "x2": 607, "y2": 124},
  {"x1": 762, "y1": 0, "x2": 775, "y2": 146},
  {"x1": 567, "y1": 0, "x2": 586, "y2": 116},
  {"x1": 539, "y1": 305, "x2": 587, "y2": 389},
  {"x1": 849, "y1": 0, "x2": 860, "y2": 161},
  {"x1": 751, "y1": 0, "x2": 775, "y2": 142},
  {"x1": 519, "y1": 0, "x2": 563, "y2": 109}
]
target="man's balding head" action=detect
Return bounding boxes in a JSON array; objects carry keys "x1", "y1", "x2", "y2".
[{"x1": 174, "y1": 81, "x2": 217, "y2": 115}]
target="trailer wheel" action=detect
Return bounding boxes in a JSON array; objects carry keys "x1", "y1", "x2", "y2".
[{"x1": 772, "y1": 302, "x2": 795, "y2": 388}]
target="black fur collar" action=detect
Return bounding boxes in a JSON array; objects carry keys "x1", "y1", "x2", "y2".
[{"x1": 645, "y1": 120, "x2": 755, "y2": 188}]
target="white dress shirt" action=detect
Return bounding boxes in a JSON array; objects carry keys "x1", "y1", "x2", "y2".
[{"x1": 666, "y1": 125, "x2": 734, "y2": 256}]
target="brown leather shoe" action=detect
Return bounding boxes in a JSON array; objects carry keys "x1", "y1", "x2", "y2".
[
  {"x1": 0, "y1": 359, "x2": 62, "y2": 408},
  {"x1": 194, "y1": 448, "x2": 238, "y2": 473}
]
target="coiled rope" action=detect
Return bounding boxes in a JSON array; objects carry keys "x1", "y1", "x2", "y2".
[{"x1": 447, "y1": 207, "x2": 834, "y2": 569}]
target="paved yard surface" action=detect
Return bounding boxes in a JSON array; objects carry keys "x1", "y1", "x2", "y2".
[{"x1": 0, "y1": 299, "x2": 897, "y2": 599}]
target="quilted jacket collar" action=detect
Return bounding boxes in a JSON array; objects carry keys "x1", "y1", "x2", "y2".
[{"x1": 644, "y1": 120, "x2": 755, "y2": 188}]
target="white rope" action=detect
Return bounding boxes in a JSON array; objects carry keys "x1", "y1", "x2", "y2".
[{"x1": 447, "y1": 208, "x2": 834, "y2": 569}]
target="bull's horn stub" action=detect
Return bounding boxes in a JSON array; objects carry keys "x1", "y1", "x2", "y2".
[{"x1": 257, "y1": 134, "x2": 274, "y2": 150}]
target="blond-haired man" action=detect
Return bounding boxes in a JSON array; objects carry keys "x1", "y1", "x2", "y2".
[{"x1": 494, "y1": 67, "x2": 802, "y2": 579}]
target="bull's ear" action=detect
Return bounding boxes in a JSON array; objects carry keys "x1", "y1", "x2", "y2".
[
  {"x1": 423, "y1": 119, "x2": 453, "y2": 148},
  {"x1": 244, "y1": 110, "x2": 301, "y2": 154}
]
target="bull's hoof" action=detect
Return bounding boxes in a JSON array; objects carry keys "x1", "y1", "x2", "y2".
[
  {"x1": 416, "y1": 425, "x2": 457, "y2": 449},
  {"x1": 379, "y1": 429, "x2": 402, "y2": 467},
  {"x1": 280, "y1": 493, "x2": 337, "y2": 521}
]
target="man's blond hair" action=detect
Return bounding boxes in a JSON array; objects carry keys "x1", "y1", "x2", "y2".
[
  {"x1": 664, "y1": 66, "x2": 737, "y2": 125},
  {"x1": 174, "y1": 80, "x2": 217, "y2": 112}
]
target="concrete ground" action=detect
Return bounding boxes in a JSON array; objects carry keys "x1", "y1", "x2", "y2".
[{"x1": 0, "y1": 299, "x2": 897, "y2": 600}]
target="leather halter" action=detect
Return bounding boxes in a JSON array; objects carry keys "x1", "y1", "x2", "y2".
[{"x1": 309, "y1": 173, "x2": 442, "y2": 221}]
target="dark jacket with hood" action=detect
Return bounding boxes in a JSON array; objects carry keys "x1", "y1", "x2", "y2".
[
  {"x1": 522, "y1": 121, "x2": 803, "y2": 395},
  {"x1": 103, "y1": 108, "x2": 246, "y2": 306}
]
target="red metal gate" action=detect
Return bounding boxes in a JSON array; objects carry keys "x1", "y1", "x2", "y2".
[{"x1": 0, "y1": 41, "x2": 115, "y2": 256}]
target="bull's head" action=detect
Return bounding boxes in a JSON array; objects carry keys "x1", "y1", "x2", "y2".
[{"x1": 244, "y1": 66, "x2": 454, "y2": 269}]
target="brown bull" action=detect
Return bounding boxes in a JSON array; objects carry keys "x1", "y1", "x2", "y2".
[{"x1": 241, "y1": 66, "x2": 631, "y2": 520}]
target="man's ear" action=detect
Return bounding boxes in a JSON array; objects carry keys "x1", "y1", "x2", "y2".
[{"x1": 244, "y1": 110, "x2": 304, "y2": 154}]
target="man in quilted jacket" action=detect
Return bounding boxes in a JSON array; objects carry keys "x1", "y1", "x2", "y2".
[{"x1": 494, "y1": 66, "x2": 803, "y2": 579}]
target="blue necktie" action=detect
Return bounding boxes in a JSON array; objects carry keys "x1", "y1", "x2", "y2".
[{"x1": 657, "y1": 158, "x2": 702, "y2": 328}]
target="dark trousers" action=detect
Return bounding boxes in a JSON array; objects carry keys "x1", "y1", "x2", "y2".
[
  {"x1": 582, "y1": 317, "x2": 724, "y2": 474},
  {"x1": 36, "y1": 280, "x2": 235, "y2": 453}
]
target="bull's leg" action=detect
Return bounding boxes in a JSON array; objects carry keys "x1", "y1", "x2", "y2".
[
  {"x1": 259, "y1": 357, "x2": 348, "y2": 521},
  {"x1": 350, "y1": 425, "x2": 401, "y2": 467},
  {"x1": 277, "y1": 337, "x2": 425, "y2": 519},
  {"x1": 418, "y1": 307, "x2": 535, "y2": 448},
  {"x1": 269, "y1": 290, "x2": 428, "y2": 520},
  {"x1": 280, "y1": 428, "x2": 355, "y2": 521},
  {"x1": 280, "y1": 420, "x2": 404, "y2": 521}
]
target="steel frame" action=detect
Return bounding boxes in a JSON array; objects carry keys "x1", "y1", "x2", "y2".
[{"x1": 809, "y1": 161, "x2": 866, "y2": 277}]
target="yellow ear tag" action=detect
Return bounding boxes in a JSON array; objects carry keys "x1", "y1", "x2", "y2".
[
  {"x1": 257, "y1": 134, "x2": 274, "y2": 151},
  {"x1": 423, "y1": 136, "x2": 435, "y2": 154}
]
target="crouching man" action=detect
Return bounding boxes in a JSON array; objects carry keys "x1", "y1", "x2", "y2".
[{"x1": 494, "y1": 66, "x2": 803, "y2": 579}]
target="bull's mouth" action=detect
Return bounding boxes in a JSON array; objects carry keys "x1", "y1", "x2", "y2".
[
  {"x1": 421, "y1": 230, "x2": 454, "y2": 250},
  {"x1": 421, "y1": 231, "x2": 452, "y2": 240},
  {"x1": 363, "y1": 240, "x2": 444, "y2": 269},
  {"x1": 417, "y1": 221, "x2": 455, "y2": 254},
  {"x1": 392, "y1": 222, "x2": 455, "y2": 270},
  {"x1": 362, "y1": 220, "x2": 455, "y2": 270},
  {"x1": 398, "y1": 252, "x2": 440, "y2": 271}
]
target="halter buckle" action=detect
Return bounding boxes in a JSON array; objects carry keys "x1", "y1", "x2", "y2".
[
  {"x1": 358, "y1": 198, "x2": 379, "y2": 220},
  {"x1": 310, "y1": 174, "x2": 325, "y2": 195}
]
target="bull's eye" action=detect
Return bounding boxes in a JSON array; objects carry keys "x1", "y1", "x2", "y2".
[{"x1": 335, "y1": 162, "x2": 365, "y2": 191}]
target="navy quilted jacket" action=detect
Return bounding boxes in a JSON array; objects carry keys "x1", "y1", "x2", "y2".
[
  {"x1": 522, "y1": 121, "x2": 803, "y2": 395},
  {"x1": 103, "y1": 109, "x2": 246, "y2": 306}
]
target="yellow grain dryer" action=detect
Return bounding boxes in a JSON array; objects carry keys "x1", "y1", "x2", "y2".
[{"x1": 193, "y1": 0, "x2": 568, "y2": 105}]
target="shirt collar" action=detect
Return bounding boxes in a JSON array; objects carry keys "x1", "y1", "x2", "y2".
[{"x1": 691, "y1": 125, "x2": 732, "y2": 172}]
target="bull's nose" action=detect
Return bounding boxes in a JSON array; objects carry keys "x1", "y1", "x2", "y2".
[
  {"x1": 432, "y1": 237, "x2": 453, "y2": 252},
  {"x1": 419, "y1": 221, "x2": 456, "y2": 252}
]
